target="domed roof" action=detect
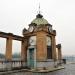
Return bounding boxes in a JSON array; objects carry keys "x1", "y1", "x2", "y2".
[{"x1": 31, "y1": 14, "x2": 48, "y2": 25}]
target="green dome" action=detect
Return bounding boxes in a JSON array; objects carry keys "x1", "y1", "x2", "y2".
[{"x1": 31, "y1": 14, "x2": 48, "y2": 25}]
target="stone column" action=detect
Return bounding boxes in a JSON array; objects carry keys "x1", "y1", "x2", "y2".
[
  {"x1": 21, "y1": 39, "x2": 27, "y2": 66},
  {"x1": 52, "y1": 36, "x2": 57, "y2": 61},
  {"x1": 56, "y1": 44, "x2": 62, "y2": 65},
  {"x1": 5, "y1": 35, "x2": 13, "y2": 70},
  {"x1": 5, "y1": 37, "x2": 12, "y2": 60},
  {"x1": 57, "y1": 44, "x2": 62, "y2": 60}
]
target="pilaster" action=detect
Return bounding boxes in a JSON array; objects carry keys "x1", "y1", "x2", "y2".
[
  {"x1": 36, "y1": 31, "x2": 47, "y2": 61},
  {"x1": 21, "y1": 39, "x2": 28, "y2": 61}
]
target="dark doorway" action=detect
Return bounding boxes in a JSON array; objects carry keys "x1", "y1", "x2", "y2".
[
  {"x1": 47, "y1": 46, "x2": 52, "y2": 59},
  {"x1": 28, "y1": 48, "x2": 34, "y2": 68}
]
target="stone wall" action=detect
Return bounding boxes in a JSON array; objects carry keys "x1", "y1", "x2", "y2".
[{"x1": 36, "y1": 59, "x2": 55, "y2": 68}]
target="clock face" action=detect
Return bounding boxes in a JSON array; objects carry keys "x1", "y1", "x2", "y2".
[
  {"x1": 29, "y1": 36, "x2": 36, "y2": 45},
  {"x1": 46, "y1": 36, "x2": 51, "y2": 46},
  {"x1": 48, "y1": 26, "x2": 52, "y2": 32},
  {"x1": 28, "y1": 26, "x2": 34, "y2": 32}
]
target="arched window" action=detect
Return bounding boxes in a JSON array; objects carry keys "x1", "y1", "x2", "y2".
[{"x1": 46, "y1": 36, "x2": 52, "y2": 59}]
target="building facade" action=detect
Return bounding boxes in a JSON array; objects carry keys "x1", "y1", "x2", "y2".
[
  {"x1": 22, "y1": 13, "x2": 61, "y2": 68},
  {"x1": 0, "y1": 13, "x2": 62, "y2": 69}
]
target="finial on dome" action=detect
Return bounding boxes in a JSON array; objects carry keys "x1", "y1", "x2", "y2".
[
  {"x1": 36, "y1": 3, "x2": 43, "y2": 18},
  {"x1": 39, "y1": 3, "x2": 41, "y2": 14},
  {"x1": 36, "y1": 14, "x2": 43, "y2": 18}
]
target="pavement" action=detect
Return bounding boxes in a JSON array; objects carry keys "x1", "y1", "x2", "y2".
[{"x1": 31, "y1": 66, "x2": 65, "y2": 73}]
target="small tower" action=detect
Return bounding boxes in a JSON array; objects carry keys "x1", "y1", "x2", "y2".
[{"x1": 23, "y1": 14, "x2": 57, "y2": 68}]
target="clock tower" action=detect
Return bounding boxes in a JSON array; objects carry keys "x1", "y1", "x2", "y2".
[{"x1": 23, "y1": 14, "x2": 57, "y2": 68}]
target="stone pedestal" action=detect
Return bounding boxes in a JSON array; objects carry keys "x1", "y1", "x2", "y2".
[{"x1": 36, "y1": 59, "x2": 55, "y2": 68}]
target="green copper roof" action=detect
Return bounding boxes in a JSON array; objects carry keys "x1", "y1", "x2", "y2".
[{"x1": 31, "y1": 14, "x2": 48, "y2": 25}]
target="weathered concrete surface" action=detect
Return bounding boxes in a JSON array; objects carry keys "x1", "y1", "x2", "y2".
[{"x1": 1, "y1": 64, "x2": 75, "y2": 75}]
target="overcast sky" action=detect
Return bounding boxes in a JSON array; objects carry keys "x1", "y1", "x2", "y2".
[{"x1": 0, "y1": 0, "x2": 75, "y2": 55}]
